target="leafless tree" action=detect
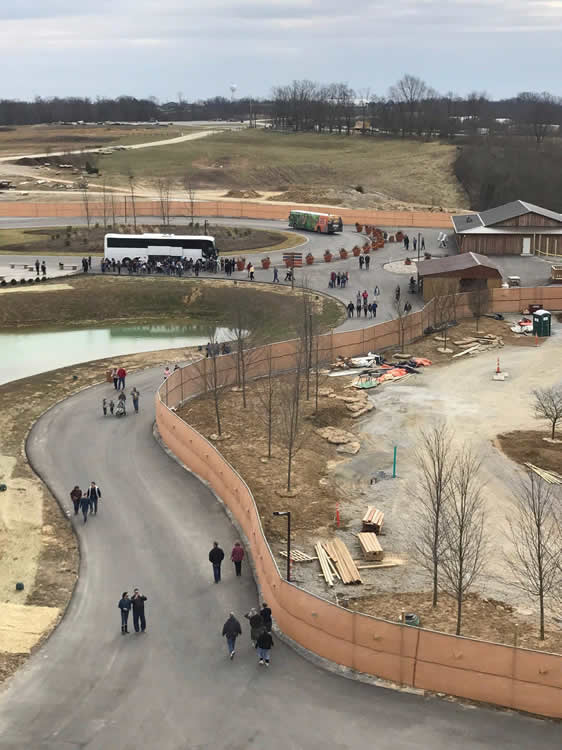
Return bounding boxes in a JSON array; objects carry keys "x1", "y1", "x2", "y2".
[
  {"x1": 183, "y1": 174, "x2": 196, "y2": 228},
  {"x1": 156, "y1": 177, "x2": 171, "y2": 226},
  {"x1": 299, "y1": 286, "x2": 315, "y2": 401},
  {"x1": 432, "y1": 279, "x2": 457, "y2": 352},
  {"x1": 111, "y1": 193, "x2": 117, "y2": 228},
  {"x1": 413, "y1": 421, "x2": 455, "y2": 607},
  {"x1": 394, "y1": 297, "x2": 408, "y2": 353},
  {"x1": 229, "y1": 304, "x2": 263, "y2": 409},
  {"x1": 101, "y1": 179, "x2": 109, "y2": 230},
  {"x1": 128, "y1": 171, "x2": 137, "y2": 231},
  {"x1": 255, "y1": 345, "x2": 277, "y2": 459},
  {"x1": 505, "y1": 472, "x2": 562, "y2": 639},
  {"x1": 276, "y1": 344, "x2": 305, "y2": 492},
  {"x1": 78, "y1": 179, "x2": 91, "y2": 230},
  {"x1": 441, "y1": 447, "x2": 487, "y2": 635},
  {"x1": 532, "y1": 385, "x2": 562, "y2": 439},
  {"x1": 468, "y1": 285, "x2": 490, "y2": 332},
  {"x1": 195, "y1": 327, "x2": 229, "y2": 436}
]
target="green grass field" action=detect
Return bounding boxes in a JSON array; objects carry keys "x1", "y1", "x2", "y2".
[{"x1": 99, "y1": 129, "x2": 467, "y2": 209}]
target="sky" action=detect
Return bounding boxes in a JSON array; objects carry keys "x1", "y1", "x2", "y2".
[{"x1": 2, "y1": 0, "x2": 562, "y2": 101}]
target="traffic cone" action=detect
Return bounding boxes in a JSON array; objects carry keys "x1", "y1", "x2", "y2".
[
  {"x1": 496, "y1": 357, "x2": 501, "y2": 374},
  {"x1": 335, "y1": 503, "x2": 340, "y2": 528}
]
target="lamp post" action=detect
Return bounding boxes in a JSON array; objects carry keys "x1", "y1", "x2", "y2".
[
  {"x1": 272, "y1": 511, "x2": 291, "y2": 581},
  {"x1": 416, "y1": 231, "x2": 421, "y2": 293}
]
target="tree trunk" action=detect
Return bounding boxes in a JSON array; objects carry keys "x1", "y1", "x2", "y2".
[
  {"x1": 456, "y1": 595, "x2": 462, "y2": 636},
  {"x1": 539, "y1": 590, "x2": 545, "y2": 640},
  {"x1": 287, "y1": 448, "x2": 293, "y2": 492},
  {"x1": 432, "y1": 554, "x2": 438, "y2": 607}
]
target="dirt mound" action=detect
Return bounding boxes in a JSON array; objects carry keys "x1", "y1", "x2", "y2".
[
  {"x1": 223, "y1": 189, "x2": 262, "y2": 199},
  {"x1": 268, "y1": 188, "x2": 342, "y2": 206}
]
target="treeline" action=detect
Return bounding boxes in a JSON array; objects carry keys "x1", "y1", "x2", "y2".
[
  {"x1": 455, "y1": 139, "x2": 562, "y2": 212},
  {"x1": 0, "y1": 96, "x2": 160, "y2": 126}
]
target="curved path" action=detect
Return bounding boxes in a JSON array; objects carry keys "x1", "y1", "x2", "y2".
[{"x1": 0, "y1": 368, "x2": 558, "y2": 748}]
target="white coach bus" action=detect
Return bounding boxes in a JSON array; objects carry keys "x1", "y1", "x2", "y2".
[{"x1": 104, "y1": 233, "x2": 217, "y2": 264}]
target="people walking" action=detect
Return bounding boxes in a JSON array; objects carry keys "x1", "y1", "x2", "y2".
[
  {"x1": 41, "y1": 261, "x2": 46, "y2": 276},
  {"x1": 109, "y1": 399, "x2": 114, "y2": 415},
  {"x1": 374, "y1": 285, "x2": 380, "y2": 297},
  {"x1": 365, "y1": 254, "x2": 370, "y2": 270},
  {"x1": 245, "y1": 608, "x2": 265, "y2": 647},
  {"x1": 102, "y1": 398, "x2": 107, "y2": 416},
  {"x1": 260, "y1": 602, "x2": 272, "y2": 632},
  {"x1": 117, "y1": 366, "x2": 127, "y2": 390},
  {"x1": 112, "y1": 368, "x2": 119, "y2": 390},
  {"x1": 347, "y1": 301, "x2": 354, "y2": 318},
  {"x1": 222, "y1": 612, "x2": 242, "y2": 659},
  {"x1": 273, "y1": 267, "x2": 279, "y2": 283},
  {"x1": 359, "y1": 255, "x2": 364, "y2": 270},
  {"x1": 131, "y1": 388, "x2": 139, "y2": 413},
  {"x1": 372, "y1": 301, "x2": 378, "y2": 318},
  {"x1": 118, "y1": 592, "x2": 131, "y2": 634},
  {"x1": 131, "y1": 588, "x2": 147, "y2": 633},
  {"x1": 35, "y1": 259, "x2": 40, "y2": 275},
  {"x1": 231, "y1": 541, "x2": 244, "y2": 576},
  {"x1": 209, "y1": 541, "x2": 225, "y2": 583},
  {"x1": 70, "y1": 485, "x2": 82, "y2": 515},
  {"x1": 79, "y1": 493, "x2": 90, "y2": 524},
  {"x1": 256, "y1": 629, "x2": 274, "y2": 666},
  {"x1": 87, "y1": 481, "x2": 101, "y2": 515}
]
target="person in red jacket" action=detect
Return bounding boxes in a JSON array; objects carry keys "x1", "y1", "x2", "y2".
[
  {"x1": 117, "y1": 366, "x2": 127, "y2": 390},
  {"x1": 231, "y1": 541, "x2": 244, "y2": 577}
]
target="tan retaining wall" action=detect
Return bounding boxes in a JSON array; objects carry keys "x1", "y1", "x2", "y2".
[
  {"x1": 156, "y1": 287, "x2": 562, "y2": 719},
  {"x1": 0, "y1": 200, "x2": 452, "y2": 228}
]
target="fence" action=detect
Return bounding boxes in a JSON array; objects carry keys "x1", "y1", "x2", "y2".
[
  {"x1": 0, "y1": 199, "x2": 453, "y2": 228},
  {"x1": 156, "y1": 286, "x2": 562, "y2": 718}
]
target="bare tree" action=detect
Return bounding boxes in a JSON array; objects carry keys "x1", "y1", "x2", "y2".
[
  {"x1": 441, "y1": 447, "x2": 487, "y2": 635},
  {"x1": 255, "y1": 344, "x2": 277, "y2": 459},
  {"x1": 128, "y1": 171, "x2": 137, "y2": 231},
  {"x1": 276, "y1": 344, "x2": 305, "y2": 492},
  {"x1": 111, "y1": 192, "x2": 117, "y2": 228},
  {"x1": 532, "y1": 386, "x2": 562, "y2": 439},
  {"x1": 413, "y1": 422, "x2": 455, "y2": 607},
  {"x1": 468, "y1": 285, "x2": 490, "y2": 332},
  {"x1": 195, "y1": 328, "x2": 229, "y2": 437},
  {"x1": 156, "y1": 177, "x2": 171, "y2": 226},
  {"x1": 183, "y1": 173, "x2": 196, "y2": 228},
  {"x1": 505, "y1": 472, "x2": 562, "y2": 639},
  {"x1": 394, "y1": 297, "x2": 408, "y2": 353},
  {"x1": 432, "y1": 279, "x2": 457, "y2": 352},
  {"x1": 101, "y1": 178, "x2": 108, "y2": 230},
  {"x1": 78, "y1": 179, "x2": 91, "y2": 230}
]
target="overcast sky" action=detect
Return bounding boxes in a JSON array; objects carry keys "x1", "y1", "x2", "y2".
[{"x1": 2, "y1": 0, "x2": 562, "y2": 101}]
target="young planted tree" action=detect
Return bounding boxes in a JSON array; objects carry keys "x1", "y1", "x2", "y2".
[
  {"x1": 413, "y1": 421, "x2": 454, "y2": 607},
  {"x1": 195, "y1": 327, "x2": 229, "y2": 437},
  {"x1": 128, "y1": 171, "x2": 137, "y2": 231},
  {"x1": 468, "y1": 285, "x2": 490, "y2": 332},
  {"x1": 101, "y1": 179, "x2": 108, "y2": 230},
  {"x1": 78, "y1": 179, "x2": 91, "y2": 230},
  {"x1": 505, "y1": 472, "x2": 561, "y2": 639},
  {"x1": 255, "y1": 344, "x2": 277, "y2": 459},
  {"x1": 276, "y1": 343, "x2": 305, "y2": 492},
  {"x1": 532, "y1": 385, "x2": 562, "y2": 439},
  {"x1": 432, "y1": 278, "x2": 457, "y2": 353},
  {"x1": 183, "y1": 174, "x2": 196, "y2": 228},
  {"x1": 394, "y1": 297, "x2": 408, "y2": 353},
  {"x1": 156, "y1": 177, "x2": 171, "y2": 226},
  {"x1": 441, "y1": 447, "x2": 487, "y2": 635}
]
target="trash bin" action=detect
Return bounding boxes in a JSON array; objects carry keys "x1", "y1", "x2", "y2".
[{"x1": 532, "y1": 309, "x2": 551, "y2": 337}]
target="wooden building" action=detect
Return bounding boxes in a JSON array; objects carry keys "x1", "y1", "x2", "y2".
[
  {"x1": 452, "y1": 200, "x2": 562, "y2": 256},
  {"x1": 418, "y1": 252, "x2": 502, "y2": 302}
]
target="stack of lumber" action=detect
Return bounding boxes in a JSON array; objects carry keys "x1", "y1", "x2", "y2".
[
  {"x1": 362, "y1": 506, "x2": 384, "y2": 533},
  {"x1": 315, "y1": 542, "x2": 339, "y2": 587},
  {"x1": 323, "y1": 539, "x2": 362, "y2": 584},
  {"x1": 357, "y1": 532, "x2": 384, "y2": 562},
  {"x1": 279, "y1": 549, "x2": 317, "y2": 563},
  {"x1": 525, "y1": 463, "x2": 562, "y2": 485}
]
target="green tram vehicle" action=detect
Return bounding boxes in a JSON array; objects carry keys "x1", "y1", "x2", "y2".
[{"x1": 288, "y1": 210, "x2": 343, "y2": 234}]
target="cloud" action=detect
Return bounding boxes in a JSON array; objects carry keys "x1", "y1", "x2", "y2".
[{"x1": 1, "y1": 0, "x2": 561, "y2": 98}]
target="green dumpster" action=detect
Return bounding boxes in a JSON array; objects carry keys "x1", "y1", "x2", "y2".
[{"x1": 532, "y1": 309, "x2": 551, "y2": 337}]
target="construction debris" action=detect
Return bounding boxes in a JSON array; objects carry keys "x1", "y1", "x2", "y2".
[
  {"x1": 524, "y1": 463, "x2": 562, "y2": 485},
  {"x1": 362, "y1": 506, "x2": 384, "y2": 533},
  {"x1": 315, "y1": 542, "x2": 337, "y2": 586},
  {"x1": 279, "y1": 549, "x2": 317, "y2": 562},
  {"x1": 323, "y1": 539, "x2": 362, "y2": 584},
  {"x1": 357, "y1": 532, "x2": 384, "y2": 561},
  {"x1": 315, "y1": 427, "x2": 357, "y2": 445}
]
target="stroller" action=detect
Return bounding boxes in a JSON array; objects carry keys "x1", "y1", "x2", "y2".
[{"x1": 115, "y1": 398, "x2": 126, "y2": 417}]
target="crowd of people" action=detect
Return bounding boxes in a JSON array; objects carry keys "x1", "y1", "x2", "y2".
[
  {"x1": 101, "y1": 256, "x2": 220, "y2": 276},
  {"x1": 69, "y1": 481, "x2": 102, "y2": 524},
  {"x1": 347, "y1": 288, "x2": 380, "y2": 318}
]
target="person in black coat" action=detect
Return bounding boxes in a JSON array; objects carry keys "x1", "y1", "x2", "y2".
[
  {"x1": 86, "y1": 482, "x2": 101, "y2": 515},
  {"x1": 260, "y1": 602, "x2": 272, "y2": 632},
  {"x1": 256, "y1": 629, "x2": 274, "y2": 666},
  {"x1": 222, "y1": 612, "x2": 242, "y2": 659},
  {"x1": 118, "y1": 592, "x2": 131, "y2": 634},
  {"x1": 131, "y1": 588, "x2": 147, "y2": 632},
  {"x1": 209, "y1": 541, "x2": 225, "y2": 583}
]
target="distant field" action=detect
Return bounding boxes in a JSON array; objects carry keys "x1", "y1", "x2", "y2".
[
  {"x1": 0, "y1": 124, "x2": 184, "y2": 158},
  {"x1": 99, "y1": 129, "x2": 468, "y2": 209}
]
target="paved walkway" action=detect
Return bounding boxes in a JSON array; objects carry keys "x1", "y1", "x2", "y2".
[{"x1": 0, "y1": 367, "x2": 558, "y2": 749}]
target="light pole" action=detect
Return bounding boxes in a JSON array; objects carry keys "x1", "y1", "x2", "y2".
[
  {"x1": 416, "y1": 231, "x2": 421, "y2": 293},
  {"x1": 272, "y1": 511, "x2": 291, "y2": 581}
]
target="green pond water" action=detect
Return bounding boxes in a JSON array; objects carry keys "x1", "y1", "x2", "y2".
[{"x1": 0, "y1": 323, "x2": 232, "y2": 385}]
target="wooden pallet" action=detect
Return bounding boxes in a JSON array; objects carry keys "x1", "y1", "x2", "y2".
[
  {"x1": 323, "y1": 539, "x2": 362, "y2": 584},
  {"x1": 362, "y1": 506, "x2": 384, "y2": 534},
  {"x1": 525, "y1": 462, "x2": 562, "y2": 485},
  {"x1": 357, "y1": 532, "x2": 384, "y2": 562},
  {"x1": 279, "y1": 549, "x2": 317, "y2": 563}
]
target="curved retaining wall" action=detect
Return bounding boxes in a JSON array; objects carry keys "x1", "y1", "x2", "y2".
[
  {"x1": 156, "y1": 286, "x2": 562, "y2": 719},
  {"x1": 0, "y1": 199, "x2": 452, "y2": 228}
]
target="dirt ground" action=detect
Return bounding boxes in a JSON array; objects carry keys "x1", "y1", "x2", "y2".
[
  {"x1": 177, "y1": 321, "x2": 562, "y2": 652},
  {"x1": 0, "y1": 343, "x2": 203, "y2": 684},
  {"x1": 347, "y1": 592, "x2": 562, "y2": 654},
  {"x1": 497, "y1": 430, "x2": 562, "y2": 474}
]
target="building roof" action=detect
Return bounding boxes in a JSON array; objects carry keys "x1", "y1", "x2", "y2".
[
  {"x1": 417, "y1": 252, "x2": 501, "y2": 278},
  {"x1": 452, "y1": 200, "x2": 562, "y2": 234}
]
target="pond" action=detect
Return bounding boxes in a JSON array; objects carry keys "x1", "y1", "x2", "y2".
[{"x1": 0, "y1": 323, "x2": 233, "y2": 385}]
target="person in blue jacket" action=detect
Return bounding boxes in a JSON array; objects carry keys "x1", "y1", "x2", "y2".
[{"x1": 118, "y1": 592, "x2": 131, "y2": 634}]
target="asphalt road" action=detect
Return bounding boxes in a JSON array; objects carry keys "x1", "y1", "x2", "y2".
[{"x1": 0, "y1": 368, "x2": 558, "y2": 749}]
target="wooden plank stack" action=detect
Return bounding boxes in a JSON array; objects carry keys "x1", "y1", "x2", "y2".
[
  {"x1": 362, "y1": 506, "x2": 384, "y2": 534},
  {"x1": 315, "y1": 542, "x2": 338, "y2": 587},
  {"x1": 525, "y1": 462, "x2": 562, "y2": 485},
  {"x1": 357, "y1": 532, "x2": 384, "y2": 562},
  {"x1": 323, "y1": 539, "x2": 362, "y2": 584}
]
